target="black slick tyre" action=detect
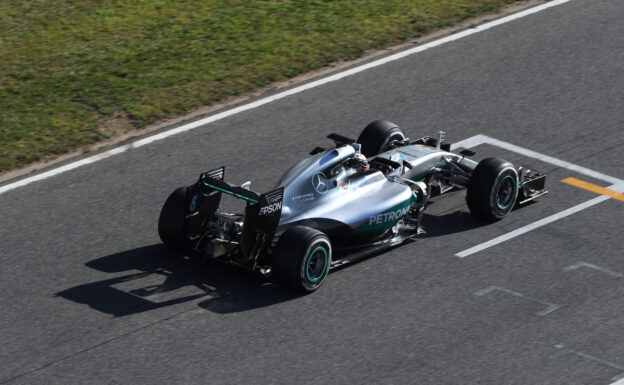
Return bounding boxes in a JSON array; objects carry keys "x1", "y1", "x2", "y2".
[
  {"x1": 467, "y1": 157, "x2": 519, "y2": 221},
  {"x1": 271, "y1": 226, "x2": 332, "y2": 293},
  {"x1": 158, "y1": 186, "x2": 190, "y2": 250},
  {"x1": 357, "y1": 120, "x2": 406, "y2": 158}
]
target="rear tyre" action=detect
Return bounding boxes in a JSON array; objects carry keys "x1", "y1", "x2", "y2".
[
  {"x1": 467, "y1": 157, "x2": 519, "y2": 221},
  {"x1": 158, "y1": 186, "x2": 190, "y2": 250},
  {"x1": 357, "y1": 120, "x2": 406, "y2": 158},
  {"x1": 271, "y1": 226, "x2": 332, "y2": 293}
]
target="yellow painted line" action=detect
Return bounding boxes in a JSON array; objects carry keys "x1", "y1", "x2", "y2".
[{"x1": 562, "y1": 177, "x2": 624, "y2": 202}]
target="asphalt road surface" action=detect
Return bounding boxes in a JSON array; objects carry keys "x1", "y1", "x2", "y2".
[{"x1": 1, "y1": 0, "x2": 623, "y2": 384}]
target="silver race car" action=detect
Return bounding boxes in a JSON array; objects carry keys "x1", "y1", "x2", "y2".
[{"x1": 158, "y1": 120, "x2": 547, "y2": 293}]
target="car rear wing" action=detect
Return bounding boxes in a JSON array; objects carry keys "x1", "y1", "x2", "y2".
[
  {"x1": 191, "y1": 166, "x2": 283, "y2": 261},
  {"x1": 198, "y1": 166, "x2": 261, "y2": 203}
]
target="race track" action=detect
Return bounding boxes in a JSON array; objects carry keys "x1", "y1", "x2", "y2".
[{"x1": 1, "y1": 0, "x2": 623, "y2": 383}]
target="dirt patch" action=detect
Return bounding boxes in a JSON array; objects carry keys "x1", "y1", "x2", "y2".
[{"x1": 99, "y1": 111, "x2": 134, "y2": 139}]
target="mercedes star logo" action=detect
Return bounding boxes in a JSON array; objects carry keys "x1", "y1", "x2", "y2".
[{"x1": 312, "y1": 172, "x2": 329, "y2": 194}]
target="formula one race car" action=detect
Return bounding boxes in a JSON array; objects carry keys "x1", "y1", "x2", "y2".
[{"x1": 158, "y1": 120, "x2": 547, "y2": 293}]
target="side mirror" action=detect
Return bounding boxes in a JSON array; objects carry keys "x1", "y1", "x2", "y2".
[
  {"x1": 459, "y1": 149, "x2": 476, "y2": 157},
  {"x1": 310, "y1": 146, "x2": 326, "y2": 155}
]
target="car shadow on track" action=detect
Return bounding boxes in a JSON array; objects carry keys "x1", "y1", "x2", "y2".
[
  {"x1": 421, "y1": 211, "x2": 490, "y2": 237},
  {"x1": 55, "y1": 244, "x2": 299, "y2": 316},
  {"x1": 56, "y1": 209, "x2": 495, "y2": 317}
]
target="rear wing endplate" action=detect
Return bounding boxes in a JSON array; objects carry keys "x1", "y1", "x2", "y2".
[{"x1": 198, "y1": 166, "x2": 283, "y2": 261}]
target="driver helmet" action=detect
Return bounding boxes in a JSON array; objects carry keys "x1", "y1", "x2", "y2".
[{"x1": 353, "y1": 152, "x2": 369, "y2": 173}]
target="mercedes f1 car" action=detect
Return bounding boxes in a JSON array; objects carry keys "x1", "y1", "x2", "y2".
[{"x1": 158, "y1": 120, "x2": 547, "y2": 293}]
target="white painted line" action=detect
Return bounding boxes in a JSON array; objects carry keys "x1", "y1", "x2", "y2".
[
  {"x1": 478, "y1": 136, "x2": 624, "y2": 186},
  {"x1": 0, "y1": 0, "x2": 572, "y2": 196},
  {"x1": 549, "y1": 345, "x2": 624, "y2": 383},
  {"x1": 564, "y1": 262, "x2": 624, "y2": 278},
  {"x1": 451, "y1": 134, "x2": 624, "y2": 186},
  {"x1": 449, "y1": 134, "x2": 489, "y2": 151},
  {"x1": 456, "y1": 194, "x2": 610, "y2": 257},
  {"x1": 0, "y1": 143, "x2": 133, "y2": 194},
  {"x1": 474, "y1": 285, "x2": 558, "y2": 315},
  {"x1": 452, "y1": 134, "x2": 623, "y2": 257}
]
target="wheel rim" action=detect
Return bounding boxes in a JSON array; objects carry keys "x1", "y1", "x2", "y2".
[
  {"x1": 305, "y1": 246, "x2": 328, "y2": 283},
  {"x1": 496, "y1": 175, "x2": 516, "y2": 210}
]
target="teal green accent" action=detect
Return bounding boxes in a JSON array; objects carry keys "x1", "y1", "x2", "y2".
[
  {"x1": 202, "y1": 181, "x2": 259, "y2": 203},
  {"x1": 353, "y1": 195, "x2": 417, "y2": 234},
  {"x1": 306, "y1": 247, "x2": 328, "y2": 283},
  {"x1": 496, "y1": 175, "x2": 516, "y2": 210}
]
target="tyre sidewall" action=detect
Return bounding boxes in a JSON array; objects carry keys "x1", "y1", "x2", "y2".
[
  {"x1": 378, "y1": 128, "x2": 405, "y2": 153},
  {"x1": 488, "y1": 166, "x2": 518, "y2": 219},
  {"x1": 272, "y1": 226, "x2": 332, "y2": 293},
  {"x1": 158, "y1": 186, "x2": 189, "y2": 249},
  {"x1": 467, "y1": 158, "x2": 518, "y2": 220},
  {"x1": 298, "y1": 236, "x2": 332, "y2": 292},
  {"x1": 357, "y1": 120, "x2": 405, "y2": 157}
]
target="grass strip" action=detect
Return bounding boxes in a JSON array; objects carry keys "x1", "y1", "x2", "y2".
[{"x1": 0, "y1": 0, "x2": 518, "y2": 173}]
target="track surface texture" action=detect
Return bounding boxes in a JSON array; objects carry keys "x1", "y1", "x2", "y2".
[{"x1": 1, "y1": 1, "x2": 623, "y2": 384}]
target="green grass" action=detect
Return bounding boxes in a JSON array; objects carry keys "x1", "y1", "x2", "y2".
[{"x1": 0, "y1": 0, "x2": 518, "y2": 172}]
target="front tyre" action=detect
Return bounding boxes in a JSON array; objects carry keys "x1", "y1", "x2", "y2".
[
  {"x1": 467, "y1": 157, "x2": 519, "y2": 221},
  {"x1": 271, "y1": 226, "x2": 332, "y2": 293},
  {"x1": 357, "y1": 120, "x2": 406, "y2": 158}
]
